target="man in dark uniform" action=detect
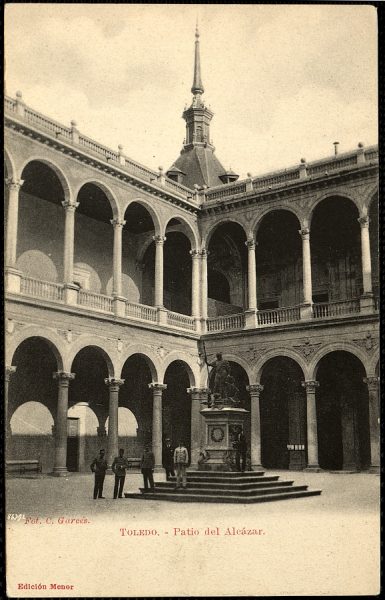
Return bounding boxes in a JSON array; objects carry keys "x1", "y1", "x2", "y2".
[
  {"x1": 162, "y1": 437, "x2": 175, "y2": 481},
  {"x1": 140, "y1": 445, "x2": 155, "y2": 492},
  {"x1": 112, "y1": 448, "x2": 129, "y2": 499},
  {"x1": 90, "y1": 448, "x2": 108, "y2": 499},
  {"x1": 235, "y1": 429, "x2": 247, "y2": 472}
]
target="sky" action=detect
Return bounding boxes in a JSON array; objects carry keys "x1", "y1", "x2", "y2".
[{"x1": 5, "y1": 4, "x2": 378, "y2": 179}]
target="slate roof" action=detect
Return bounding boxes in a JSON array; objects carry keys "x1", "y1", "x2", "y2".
[{"x1": 171, "y1": 145, "x2": 227, "y2": 190}]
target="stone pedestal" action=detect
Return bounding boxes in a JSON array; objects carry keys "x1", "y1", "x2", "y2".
[
  {"x1": 5, "y1": 267, "x2": 22, "y2": 294},
  {"x1": 199, "y1": 405, "x2": 249, "y2": 471}
]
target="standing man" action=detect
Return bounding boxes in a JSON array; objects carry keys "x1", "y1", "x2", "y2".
[
  {"x1": 112, "y1": 448, "x2": 129, "y2": 499},
  {"x1": 90, "y1": 448, "x2": 108, "y2": 499},
  {"x1": 162, "y1": 437, "x2": 175, "y2": 481},
  {"x1": 140, "y1": 445, "x2": 155, "y2": 492},
  {"x1": 235, "y1": 429, "x2": 247, "y2": 472},
  {"x1": 173, "y1": 440, "x2": 189, "y2": 490}
]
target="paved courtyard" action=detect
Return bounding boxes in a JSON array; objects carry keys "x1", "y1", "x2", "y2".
[{"x1": 6, "y1": 471, "x2": 380, "y2": 597}]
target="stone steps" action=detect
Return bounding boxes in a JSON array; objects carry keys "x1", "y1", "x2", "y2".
[{"x1": 124, "y1": 470, "x2": 322, "y2": 504}]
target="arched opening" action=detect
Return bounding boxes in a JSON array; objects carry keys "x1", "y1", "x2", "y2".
[
  {"x1": 164, "y1": 229, "x2": 192, "y2": 315},
  {"x1": 8, "y1": 337, "x2": 58, "y2": 472},
  {"x1": 256, "y1": 211, "x2": 302, "y2": 310},
  {"x1": 75, "y1": 183, "x2": 114, "y2": 294},
  {"x1": 207, "y1": 223, "x2": 247, "y2": 316},
  {"x1": 69, "y1": 346, "x2": 110, "y2": 471},
  {"x1": 310, "y1": 197, "x2": 362, "y2": 303},
  {"x1": 315, "y1": 351, "x2": 370, "y2": 471},
  {"x1": 260, "y1": 357, "x2": 306, "y2": 470},
  {"x1": 369, "y1": 196, "x2": 379, "y2": 300},
  {"x1": 105, "y1": 407, "x2": 139, "y2": 457},
  {"x1": 120, "y1": 355, "x2": 154, "y2": 456},
  {"x1": 163, "y1": 361, "x2": 192, "y2": 456},
  {"x1": 124, "y1": 202, "x2": 156, "y2": 304},
  {"x1": 17, "y1": 161, "x2": 66, "y2": 281}
]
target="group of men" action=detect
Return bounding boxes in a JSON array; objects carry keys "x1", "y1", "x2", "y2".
[{"x1": 90, "y1": 440, "x2": 189, "y2": 499}]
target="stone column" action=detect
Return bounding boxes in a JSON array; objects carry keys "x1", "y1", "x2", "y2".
[
  {"x1": 245, "y1": 239, "x2": 258, "y2": 328},
  {"x1": 190, "y1": 249, "x2": 201, "y2": 316},
  {"x1": 111, "y1": 218, "x2": 126, "y2": 316},
  {"x1": 301, "y1": 380, "x2": 320, "y2": 471},
  {"x1": 148, "y1": 383, "x2": 167, "y2": 472},
  {"x1": 5, "y1": 366, "x2": 17, "y2": 445},
  {"x1": 299, "y1": 228, "x2": 313, "y2": 319},
  {"x1": 153, "y1": 235, "x2": 166, "y2": 307},
  {"x1": 358, "y1": 216, "x2": 373, "y2": 295},
  {"x1": 62, "y1": 200, "x2": 79, "y2": 305},
  {"x1": 246, "y1": 384, "x2": 264, "y2": 470},
  {"x1": 200, "y1": 249, "x2": 208, "y2": 330},
  {"x1": 187, "y1": 387, "x2": 207, "y2": 468},
  {"x1": 104, "y1": 378, "x2": 125, "y2": 470},
  {"x1": 5, "y1": 178, "x2": 24, "y2": 293},
  {"x1": 364, "y1": 377, "x2": 380, "y2": 473},
  {"x1": 52, "y1": 371, "x2": 75, "y2": 476}
]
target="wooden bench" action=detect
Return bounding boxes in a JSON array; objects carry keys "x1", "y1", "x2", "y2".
[
  {"x1": 126, "y1": 458, "x2": 141, "y2": 469},
  {"x1": 6, "y1": 459, "x2": 42, "y2": 475}
]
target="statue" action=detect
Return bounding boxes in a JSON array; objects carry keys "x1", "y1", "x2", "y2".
[{"x1": 207, "y1": 352, "x2": 231, "y2": 401}]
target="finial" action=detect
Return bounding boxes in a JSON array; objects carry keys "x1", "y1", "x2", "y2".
[
  {"x1": 191, "y1": 23, "x2": 204, "y2": 95},
  {"x1": 358, "y1": 142, "x2": 364, "y2": 148},
  {"x1": 70, "y1": 120, "x2": 77, "y2": 128}
]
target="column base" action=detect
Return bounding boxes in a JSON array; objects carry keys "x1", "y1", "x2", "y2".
[
  {"x1": 369, "y1": 465, "x2": 380, "y2": 474},
  {"x1": 157, "y1": 307, "x2": 168, "y2": 325},
  {"x1": 251, "y1": 464, "x2": 263, "y2": 471},
  {"x1": 5, "y1": 267, "x2": 22, "y2": 294},
  {"x1": 153, "y1": 466, "x2": 163, "y2": 474},
  {"x1": 113, "y1": 295, "x2": 126, "y2": 317},
  {"x1": 64, "y1": 283, "x2": 79, "y2": 305},
  {"x1": 194, "y1": 317, "x2": 201, "y2": 334},
  {"x1": 304, "y1": 465, "x2": 322, "y2": 472},
  {"x1": 200, "y1": 318, "x2": 207, "y2": 333},
  {"x1": 244, "y1": 309, "x2": 258, "y2": 329},
  {"x1": 360, "y1": 293, "x2": 375, "y2": 314},
  {"x1": 52, "y1": 467, "x2": 69, "y2": 477},
  {"x1": 299, "y1": 303, "x2": 313, "y2": 320}
]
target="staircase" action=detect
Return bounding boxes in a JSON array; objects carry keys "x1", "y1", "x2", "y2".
[{"x1": 125, "y1": 470, "x2": 322, "y2": 503}]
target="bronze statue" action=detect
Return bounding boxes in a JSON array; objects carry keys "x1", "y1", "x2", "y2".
[{"x1": 207, "y1": 352, "x2": 231, "y2": 400}]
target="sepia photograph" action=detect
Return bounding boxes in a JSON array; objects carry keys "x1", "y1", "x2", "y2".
[{"x1": 4, "y1": 3, "x2": 379, "y2": 597}]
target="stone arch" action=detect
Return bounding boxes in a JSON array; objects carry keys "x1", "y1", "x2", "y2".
[
  {"x1": 123, "y1": 197, "x2": 162, "y2": 236},
  {"x1": 74, "y1": 178, "x2": 119, "y2": 219},
  {"x1": 254, "y1": 348, "x2": 308, "y2": 382},
  {"x1": 364, "y1": 185, "x2": 379, "y2": 211},
  {"x1": 367, "y1": 352, "x2": 380, "y2": 378},
  {"x1": 252, "y1": 205, "x2": 303, "y2": 235},
  {"x1": 4, "y1": 146, "x2": 17, "y2": 180},
  {"x1": 118, "y1": 344, "x2": 160, "y2": 382},
  {"x1": 203, "y1": 217, "x2": 248, "y2": 247},
  {"x1": 309, "y1": 342, "x2": 369, "y2": 380},
  {"x1": 20, "y1": 156, "x2": 72, "y2": 203},
  {"x1": 163, "y1": 215, "x2": 200, "y2": 251},
  {"x1": 159, "y1": 353, "x2": 198, "y2": 387},
  {"x1": 308, "y1": 192, "x2": 361, "y2": 227},
  {"x1": 7, "y1": 327, "x2": 65, "y2": 371},
  {"x1": 68, "y1": 337, "x2": 116, "y2": 378}
]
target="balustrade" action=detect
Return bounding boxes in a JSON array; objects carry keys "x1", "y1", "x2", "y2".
[
  {"x1": 20, "y1": 276, "x2": 64, "y2": 302},
  {"x1": 166, "y1": 310, "x2": 196, "y2": 330},
  {"x1": 78, "y1": 290, "x2": 113, "y2": 313},
  {"x1": 207, "y1": 313, "x2": 245, "y2": 332},
  {"x1": 312, "y1": 299, "x2": 360, "y2": 319},
  {"x1": 257, "y1": 306, "x2": 300, "y2": 325},
  {"x1": 125, "y1": 301, "x2": 157, "y2": 322}
]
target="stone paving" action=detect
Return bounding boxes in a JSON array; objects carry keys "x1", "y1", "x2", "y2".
[{"x1": 6, "y1": 471, "x2": 380, "y2": 597}]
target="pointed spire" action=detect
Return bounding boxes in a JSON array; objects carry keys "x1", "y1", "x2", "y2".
[{"x1": 191, "y1": 22, "x2": 204, "y2": 95}]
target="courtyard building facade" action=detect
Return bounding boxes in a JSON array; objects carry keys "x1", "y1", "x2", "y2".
[{"x1": 4, "y1": 30, "x2": 379, "y2": 476}]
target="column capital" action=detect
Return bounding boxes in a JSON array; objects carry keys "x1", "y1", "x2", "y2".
[
  {"x1": 358, "y1": 215, "x2": 370, "y2": 228},
  {"x1": 189, "y1": 249, "x2": 201, "y2": 259},
  {"x1": 187, "y1": 386, "x2": 209, "y2": 397},
  {"x1": 299, "y1": 227, "x2": 310, "y2": 239},
  {"x1": 104, "y1": 377, "x2": 125, "y2": 388},
  {"x1": 53, "y1": 371, "x2": 75, "y2": 386},
  {"x1": 302, "y1": 380, "x2": 319, "y2": 392},
  {"x1": 153, "y1": 234, "x2": 166, "y2": 245},
  {"x1": 363, "y1": 376, "x2": 379, "y2": 391},
  {"x1": 200, "y1": 248, "x2": 209, "y2": 258},
  {"x1": 148, "y1": 382, "x2": 167, "y2": 393},
  {"x1": 62, "y1": 200, "x2": 79, "y2": 212},
  {"x1": 5, "y1": 178, "x2": 24, "y2": 191},
  {"x1": 5, "y1": 365, "x2": 17, "y2": 381},
  {"x1": 245, "y1": 239, "x2": 256, "y2": 250},
  {"x1": 110, "y1": 218, "x2": 126, "y2": 228},
  {"x1": 247, "y1": 383, "x2": 264, "y2": 395}
]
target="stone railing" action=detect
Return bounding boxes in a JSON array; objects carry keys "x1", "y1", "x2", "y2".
[
  {"x1": 125, "y1": 301, "x2": 157, "y2": 323},
  {"x1": 207, "y1": 313, "x2": 245, "y2": 332},
  {"x1": 206, "y1": 182, "x2": 247, "y2": 202},
  {"x1": 5, "y1": 97, "x2": 17, "y2": 112},
  {"x1": 167, "y1": 310, "x2": 196, "y2": 331},
  {"x1": 257, "y1": 305, "x2": 301, "y2": 326},
  {"x1": 364, "y1": 149, "x2": 379, "y2": 161},
  {"x1": 252, "y1": 168, "x2": 300, "y2": 191},
  {"x1": 78, "y1": 134, "x2": 120, "y2": 162},
  {"x1": 78, "y1": 290, "x2": 113, "y2": 313},
  {"x1": 307, "y1": 155, "x2": 358, "y2": 176},
  {"x1": 312, "y1": 299, "x2": 360, "y2": 319},
  {"x1": 20, "y1": 275, "x2": 64, "y2": 302},
  {"x1": 24, "y1": 106, "x2": 73, "y2": 140}
]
